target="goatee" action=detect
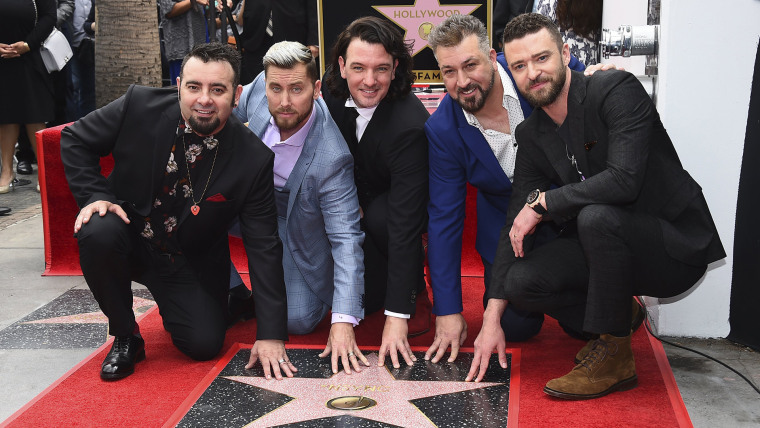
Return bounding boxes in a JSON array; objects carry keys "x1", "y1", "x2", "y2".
[{"x1": 188, "y1": 116, "x2": 220, "y2": 136}]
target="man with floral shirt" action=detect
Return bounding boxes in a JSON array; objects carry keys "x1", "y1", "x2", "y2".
[{"x1": 60, "y1": 43, "x2": 294, "y2": 382}]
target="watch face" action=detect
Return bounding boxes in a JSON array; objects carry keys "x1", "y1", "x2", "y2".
[{"x1": 527, "y1": 189, "x2": 540, "y2": 205}]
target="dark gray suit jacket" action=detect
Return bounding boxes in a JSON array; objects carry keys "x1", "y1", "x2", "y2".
[{"x1": 493, "y1": 70, "x2": 724, "y2": 278}]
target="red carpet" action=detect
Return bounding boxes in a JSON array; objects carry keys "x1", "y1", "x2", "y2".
[
  {"x1": 37, "y1": 124, "x2": 483, "y2": 277},
  {"x1": 26, "y1": 127, "x2": 689, "y2": 427},
  {"x1": 2, "y1": 276, "x2": 690, "y2": 427}
]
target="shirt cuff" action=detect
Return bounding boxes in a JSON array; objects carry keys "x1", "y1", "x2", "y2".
[
  {"x1": 331, "y1": 313, "x2": 360, "y2": 326},
  {"x1": 384, "y1": 310, "x2": 411, "y2": 319}
]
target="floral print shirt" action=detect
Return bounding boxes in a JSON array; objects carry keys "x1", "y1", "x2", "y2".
[{"x1": 136, "y1": 120, "x2": 219, "y2": 254}]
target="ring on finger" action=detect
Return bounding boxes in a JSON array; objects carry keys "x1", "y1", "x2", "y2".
[
  {"x1": 347, "y1": 352, "x2": 355, "y2": 358},
  {"x1": 278, "y1": 358, "x2": 286, "y2": 364}
]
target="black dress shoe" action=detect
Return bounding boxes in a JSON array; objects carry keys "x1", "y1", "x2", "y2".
[
  {"x1": 227, "y1": 285, "x2": 256, "y2": 327},
  {"x1": 0, "y1": 207, "x2": 10, "y2": 216},
  {"x1": 101, "y1": 334, "x2": 146, "y2": 380},
  {"x1": 16, "y1": 160, "x2": 33, "y2": 175}
]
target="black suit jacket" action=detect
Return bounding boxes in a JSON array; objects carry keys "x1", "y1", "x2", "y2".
[
  {"x1": 492, "y1": 70, "x2": 725, "y2": 285},
  {"x1": 239, "y1": 0, "x2": 318, "y2": 53},
  {"x1": 60, "y1": 85, "x2": 288, "y2": 341},
  {"x1": 324, "y1": 89, "x2": 430, "y2": 314}
]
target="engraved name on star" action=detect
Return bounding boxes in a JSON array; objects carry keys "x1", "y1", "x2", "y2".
[
  {"x1": 224, "y1": 353, "x2": 503, "y2": 427},
  {"x1": 374, "y1": 0, "x2": 481, "y2": 56}
]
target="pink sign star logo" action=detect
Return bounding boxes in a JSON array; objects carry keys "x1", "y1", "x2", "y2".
[
  {"x1": 374, "y1": 0, "x2": 482, "y2": 56},
  {"x1": 224, "y1": 353, "x2": 503, "y2": 427}
]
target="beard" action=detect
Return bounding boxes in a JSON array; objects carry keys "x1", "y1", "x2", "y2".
[
  {"x1": 273, "y1": 103, "x2": 313, "y2": 134},
  {"x1": 523, "y1": 66, "x2": 566, "y2": 108},
  {"x1": 188, "y1": 115, "x2": 221, "y2": 136},
  {"x1": 456, "y1": 68, "x2": 495, "y2": 113}
]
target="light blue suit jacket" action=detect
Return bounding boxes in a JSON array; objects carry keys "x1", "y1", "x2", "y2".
[{"x1": 235, "y1": 72, "x2": 365, "y2": 319}]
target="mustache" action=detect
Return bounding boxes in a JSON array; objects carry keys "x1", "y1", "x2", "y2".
[
  {"x1": 457, "y1": 83, "x2": 479, "y2": 95},
  {"x1": 528, "y1": 75, "x2": 551, "y2": 87}
]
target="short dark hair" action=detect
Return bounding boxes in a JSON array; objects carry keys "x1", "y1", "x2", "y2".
[
  {"x1": 502, "y1": 13, "x2": 564, "y2": 53},
  {"x1": 324, "y1": 16, "x2": 415, "y2": 101},
  {"x1": 263, "y1": 41, "x2": 319, "y2": 84},
  {"x1": 180, "y1": 42, "x2": 242, "y2": 88}
]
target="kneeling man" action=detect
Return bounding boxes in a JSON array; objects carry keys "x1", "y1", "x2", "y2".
[
  {"x1": 467, "y1": 14, "x2": 725, "y2": 400},
  {"x1": 61, "y1": 43, "x2": 294, "y2": 381},
  {"x1": 232, "y1": 41, "x2": 368, "y2": 374}
]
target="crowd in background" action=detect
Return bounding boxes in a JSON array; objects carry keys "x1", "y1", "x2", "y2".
[{"x1": 0, "y1": 0, "x2": 602, "y2": 214}]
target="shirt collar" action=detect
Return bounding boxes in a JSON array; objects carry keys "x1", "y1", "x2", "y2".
[
  {"x1": 267, "y1": 102, "x2": 317, "y2": 147},
  {"x1": 345, "y1": 97, "x2": 379, "y2": 122},
  {"x1": 463, "y1": 62, "x2": 520, "y2": 128}
]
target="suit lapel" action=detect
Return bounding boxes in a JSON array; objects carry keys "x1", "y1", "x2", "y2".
[
  {"x1": 284, "y1": 103, "x2": 320, "y2": 222},
  {"x1": 146, "y1": 104, "x2": 182, "y2": 215},
  {"x1": 567, "y1": 72, "x2": 590, "y2": 181},
  {"x1": 536, "y1": 111, "x2": 579, "y2": 186},
  {"x1": 451, "y1": 100, "x2": 509, "y2": 182}
]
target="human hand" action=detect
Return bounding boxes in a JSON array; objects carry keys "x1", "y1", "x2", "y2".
[
  {"x1": 509, "y1": 203, "x2": 542, "y2": 258},
  {"x1": 74, "y1": 200, "x2": 130, "y2": 234},
  {"x1": 0, "y1": 42, "x2": 28, "y2": 58},
  {"x1": 584, "y1": 62, "x2": 624, "y2": 76},
  {"x1": 319, "y1": 322, "x2": 369, "y2": 374},
  {"x1": 246, "y1": 339, "x2": 298, "y2": 380},
  {"x1": 465, "y1": 307, "x2": 507, "y2": 382},
  {"x1": 307, "y1": 45, "x2": 320, "y2": 59},
  {"x1": 378, "y1": 316, "x2": 416, "y2": 368},
  {"x1": 424, "y1": 313, "x2": 467, "y2": 363}
]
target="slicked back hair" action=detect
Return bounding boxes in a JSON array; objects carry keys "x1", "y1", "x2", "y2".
[
  {"x1": 427, "y1": 13, "x2": 491, "y2": 60},
  {"x1": 180, "y1": 42, "x2": 242, "y2": 88},
  {"x1": 324, "y1": 16, "x2": 415, "y2": 102},
  {"x1": 263, "y1": 41, "x2": 319, "y2": 84}
]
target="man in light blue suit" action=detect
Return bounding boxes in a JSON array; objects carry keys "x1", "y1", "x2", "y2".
[{"x1": 230, "y1": 41, "x2": 369, "y2": 374}]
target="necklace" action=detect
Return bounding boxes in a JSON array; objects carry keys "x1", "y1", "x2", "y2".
[
  {"x1": 565, "y1": 145, "x2": 586, "y2": 181},
  {"x1": 181, "y1": 132, "x2": 220, "y2": 215}
]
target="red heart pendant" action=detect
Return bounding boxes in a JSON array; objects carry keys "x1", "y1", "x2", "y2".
[{"x1": 191, "y1": 205, "x2": 200, "y2": 216}]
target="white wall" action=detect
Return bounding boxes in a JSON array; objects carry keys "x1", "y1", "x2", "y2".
[{"x1": 639, "y1": 0, "x2": 760, "y2": 337}]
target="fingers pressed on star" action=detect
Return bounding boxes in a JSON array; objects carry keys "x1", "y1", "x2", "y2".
[{"x1": 246, "y1": 340, "x2": 297, "y2": 380}]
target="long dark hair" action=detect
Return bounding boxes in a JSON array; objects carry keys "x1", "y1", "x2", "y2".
[
  {"x1": 324, "y1": 16, "x2": 415, "y2": 102},
  {"x1": 556, "y1": 0, "x2": 603, "y2": 38}
]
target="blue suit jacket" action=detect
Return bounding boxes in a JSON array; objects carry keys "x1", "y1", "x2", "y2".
[
  {"x1": 425, "y1": 52, "x2": 584, "y2": 316},
  {"x1": 235, "y1": 73, "x2": 365, "y2": 319}
]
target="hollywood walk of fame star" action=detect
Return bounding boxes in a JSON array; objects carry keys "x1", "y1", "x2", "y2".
[
  {"x1": 23, "y1": 296, "x2": 155, "y2": 324},
  {"x1": 223, "y1": 353, "x2": 503, "y2": 427},
  {"x1": 374, "y1": 0, "x2": 481, "y2": 56}
]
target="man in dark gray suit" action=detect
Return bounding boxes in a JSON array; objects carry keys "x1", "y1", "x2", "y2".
[{"x1": 466, "y1": 14, "x2": 725, "y2": 400}]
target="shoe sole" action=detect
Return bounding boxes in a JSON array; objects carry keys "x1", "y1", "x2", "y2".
[
  {"x1": 100, "y1": 349, "x2": 146, "y2": 381},
  {"x1": 543, "y1": 375, "x2": 638, "y2": 400}
]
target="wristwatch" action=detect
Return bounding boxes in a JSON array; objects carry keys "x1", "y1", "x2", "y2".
[{"x1": 526, "y1": 189, "x2": 547, "y2": 215}]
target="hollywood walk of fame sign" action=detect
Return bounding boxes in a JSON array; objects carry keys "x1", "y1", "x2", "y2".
[
  {"x1": 168, "y1": 346, "x2": 518, "y2": 427},
  {"x1": 317, "y1": 0, "x2": 492, "y2": 83}
]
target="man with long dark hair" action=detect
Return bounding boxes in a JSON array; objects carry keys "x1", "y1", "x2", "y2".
[{"x1": 322, "y1": 16, "x2": 431, "y2": 369}]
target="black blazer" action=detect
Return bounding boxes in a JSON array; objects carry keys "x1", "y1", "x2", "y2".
[
  {"x1": 324, "y1": 90, "x2": 430, "y2": 314},
  {"x1": 60, "y1": 85, "x2": 288, "y2": 341},
  {"x1": 239, "y1": 0, "x2": 318, "y2": 53},
  {"x1": 493, "y1": 70, "x2": 724, "y2": 279}
]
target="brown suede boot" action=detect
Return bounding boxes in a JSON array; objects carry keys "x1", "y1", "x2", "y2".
[
  {"x1": 574, "y1": 298, "x2": 646, "y2": 364},
  {"x1": 545, "y1": 333, "x2": 637, "y2": 399}
]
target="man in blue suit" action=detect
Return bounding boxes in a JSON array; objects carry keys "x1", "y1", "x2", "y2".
[
  {"x1": 231, "y1": 41, "x2": 368, "y2": 375},
  {"x1": 423, "y1": 14, "x2": 587, "y2": 363}
]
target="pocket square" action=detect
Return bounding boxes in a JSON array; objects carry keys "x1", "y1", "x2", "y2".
[{"x1": 205, "y1": 193, "x2": 227, "y2": 202}]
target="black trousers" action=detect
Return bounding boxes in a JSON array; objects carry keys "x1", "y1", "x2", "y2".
[
  {"x1": 76, "y1": 213, "x2": 227, "y2": 361},
  {"x1": 502, "y1": 204, "x2": 707, "y2": 335},
  {"x1": 361, "y1": 193, "x2": 426, "y2": 315}
]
